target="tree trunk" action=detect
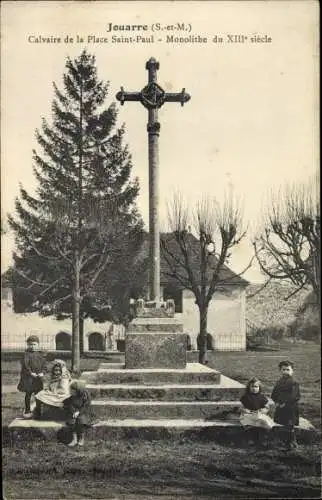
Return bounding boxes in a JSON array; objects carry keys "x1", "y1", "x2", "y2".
[
  {"x1": 198, "y1": 305, "x2": 208, "y2": 364},
  {"x1": 80, "y1": 315, "x2": 84, "y2": 356},
  {"x1": 71, "y1": 256, "x2": 81, "y2": 375}
]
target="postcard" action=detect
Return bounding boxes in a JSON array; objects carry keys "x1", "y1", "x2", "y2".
[{"x1": 1, "y1": 1, "x2": 320, "y2": 499}]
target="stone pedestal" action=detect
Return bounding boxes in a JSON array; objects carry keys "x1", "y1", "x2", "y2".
[
  {"x1": 125, "y1": 332, "x2": 187, "y2": 369},
  {"x1": 125, "y1": 315, "x2": 186, "y2": 369}
]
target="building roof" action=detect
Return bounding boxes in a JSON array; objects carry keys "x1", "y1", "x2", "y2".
[{"x1": 156, "y1": 232, "x2": 248, "y2": 288}]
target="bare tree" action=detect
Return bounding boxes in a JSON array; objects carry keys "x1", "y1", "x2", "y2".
[
  {"x1": 253, "y1": 173, "x2": 320, "y2": 310},
  {"x1": 161, "y1": 191, "x2": 249, "y2": 364}
]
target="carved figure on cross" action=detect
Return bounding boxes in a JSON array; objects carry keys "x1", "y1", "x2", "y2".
[{"x1": 116, "y1": 57, "x2": 190, "y2": 304}]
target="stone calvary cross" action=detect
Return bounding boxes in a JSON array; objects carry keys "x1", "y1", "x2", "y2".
[{"x1": 116, "y1": 57, "x2": 190, "y2": 304}]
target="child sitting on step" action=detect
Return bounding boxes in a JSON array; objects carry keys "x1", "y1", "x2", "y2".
[
  {"x1": 17, "y1": 335, "x2": 47, "y2": 418},
  {"x1": 34, "y1": 360, "x2": 71, "y2": 419},
  {"x1": 63, "y1": 380, "x2": 96, "y2": 447},
  {"x1": 240, "y1": 377, "x2": 275, "y2": 445}
]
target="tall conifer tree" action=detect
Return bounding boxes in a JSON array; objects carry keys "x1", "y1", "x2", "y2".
[{"x1": 8, "y1": 51, "x2": 142, "y2": 373}]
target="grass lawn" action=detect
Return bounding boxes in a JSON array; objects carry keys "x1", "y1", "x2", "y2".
[{"x1": 2, "y1": 343, "x2": 321, "y2": 499}]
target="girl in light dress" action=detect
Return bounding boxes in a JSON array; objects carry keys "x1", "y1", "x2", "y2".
[
  {"x1": 240, "y1": 377, "x2": 276, "y2": 445},
  {"x1": 34, "y1": 359, "x2": 71, "y2": 419}
]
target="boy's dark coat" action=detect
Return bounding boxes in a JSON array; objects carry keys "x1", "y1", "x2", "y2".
[
  {"x1": 271, "y1": 376, "x2": 300, "y2": 426},
  {"x1": 17, "y1": 350, "x2": 47, "y2": 393}
]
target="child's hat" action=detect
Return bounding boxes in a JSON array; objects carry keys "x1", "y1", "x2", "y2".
[{"x1": 53, "y1": 359, "x2": 66, "y2": 367}]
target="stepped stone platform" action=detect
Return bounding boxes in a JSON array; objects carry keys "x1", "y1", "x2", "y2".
[
  {"x1": 10, "y1": 305, "x2": 301, "y2": 444},
  {"x1": 80, "y1": 361, "x2": 245, "y2": 420},
  {"x1": 7, "y1": 357, "x2": 318, "y2": 443}
]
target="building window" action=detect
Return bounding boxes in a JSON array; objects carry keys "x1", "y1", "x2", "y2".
[
  {"x1": 163, "y1": 285, "x2": 183, "y2": 313},
  {"x1": 88, "y1": 332, "x2": 104, "y2": 351},
  {"x1": 55, "y1": 331, "x2": 71, "y2": 351}
]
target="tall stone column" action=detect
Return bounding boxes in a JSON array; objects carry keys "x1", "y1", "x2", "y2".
[{"x1": 147, "y1": 108, "x2": 160, "y2": 302}]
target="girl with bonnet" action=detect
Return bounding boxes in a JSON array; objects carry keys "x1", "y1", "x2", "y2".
[
  {"x1": 63, "y1": 379, "x2": 96, "y2": 447},
  {"x1": 34, "y1": 359, "x2": 71, "y2": 419}
]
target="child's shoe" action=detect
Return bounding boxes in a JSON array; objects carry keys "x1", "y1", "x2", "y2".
[
  {"x1": 78, "y1": 434, "x2": 85, "y2": 446},
  {"x1": 23, "y1": 412, "x2": 33, "y2": 419},
  {"x1": 68, "y1": 433, "x2": 78, "y2": 447},
  {"x1": 288, "y1": 441, "x2": 298, "y2": 451}
]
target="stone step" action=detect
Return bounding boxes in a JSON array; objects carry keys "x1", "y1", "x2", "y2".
[
  {"x1": 82, "y1": 363, "x2": 221, "y2": 385},
  {"x1": 7, "y1": 417, "x2": 318, "y2": 445},
  {"x1": 85, "y1": 383, "x2": 243, "y2": 401},
  {"x1": 90, "y1": 400, "x2": 242, "y2": 419},
  {"x1": 98, "y1": 363, "x2": 124, "y2": 370}
]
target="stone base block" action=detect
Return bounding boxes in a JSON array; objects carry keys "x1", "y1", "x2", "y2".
[
  {"x1": 187, "y1": 350, "x2": 199, "y2": 362},
  {"x1": 125, "y1": 333, "x2": 187, "y2": 369},
  {"x1": 127, "y1": 317, "x2": 183, "y2": 333}
]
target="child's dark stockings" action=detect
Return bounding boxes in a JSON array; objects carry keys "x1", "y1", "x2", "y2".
[
  {"x1": 285, "y1": 425, "x2": 297, "y2": 449},
  {"x1": 25, "y1": 392, "x2": 32, "y2": 413}
]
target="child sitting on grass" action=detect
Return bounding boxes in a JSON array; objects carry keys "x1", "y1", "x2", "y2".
[
  {"x1": 240, "y1": 377, "x2": 275, "y2": 445},
  {"x1": 271, "y1": 360, "x2": 300, "y2": 450},
  {"x1": 34, "y1": 359, "x2": 71, "y2": 419},
  {"x1": 17, "y1": 335, "x2": 47, "y2": 418},
  {"x1": 63, "y1": 380, "x2": 96, "y2": 447}
]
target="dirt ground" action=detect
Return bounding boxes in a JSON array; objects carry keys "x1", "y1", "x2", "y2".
[{"x1": 2, "y1": 437, "x2": 321, "y2": 499}]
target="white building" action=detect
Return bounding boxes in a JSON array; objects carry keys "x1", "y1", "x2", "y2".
[{"x1": 1, "y1": 286, "x2": 126, "y2": 352}]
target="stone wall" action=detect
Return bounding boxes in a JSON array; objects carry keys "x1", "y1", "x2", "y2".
[
  {"x1": 246, "y1": 282, "x2": 312, "y2": 329},
  {"x1": 177, "y1": 287, "x2": 246, "y2": 351},
  {"x1": 1, "y1": 300, "x2": 113, "y2": 352}
]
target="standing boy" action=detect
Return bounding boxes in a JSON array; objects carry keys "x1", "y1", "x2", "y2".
[
  {"x1": 271, "y1": 360, "x2": 300, "y2": 450},
  {"x1": 17, "y1": 335, "x2": 47, "y2": 418}
]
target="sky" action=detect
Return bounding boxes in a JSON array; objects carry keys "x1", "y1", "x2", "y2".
[{"x1": 1, "y1": 0, "x2": 319, "y2": 283}]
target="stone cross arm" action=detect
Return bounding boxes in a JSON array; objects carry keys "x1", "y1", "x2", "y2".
[
  {"x1": 116, "y1": 57, "x2": 190, "y2": 109},
  {"x1": 116, "y1": 86, "x2": 190, "y2": 109}
]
